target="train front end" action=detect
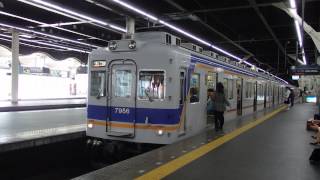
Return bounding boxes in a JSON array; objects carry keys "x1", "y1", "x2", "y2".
[{"x1": 86, "y1": 33, "x2": 185, "y2": 145}]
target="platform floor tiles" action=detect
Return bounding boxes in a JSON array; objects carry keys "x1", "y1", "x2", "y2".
[{"x1": 166, "y1": 103, "x2": 320, "y2": 180}]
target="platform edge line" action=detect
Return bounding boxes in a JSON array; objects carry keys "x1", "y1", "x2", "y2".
[{"x1": 134, "y1": 105, "x2": 286, "y2": 180}]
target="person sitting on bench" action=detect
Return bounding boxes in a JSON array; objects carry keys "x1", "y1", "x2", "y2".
[{"x1": 310, "y1": 123, "x2": 320, "y2": 145}]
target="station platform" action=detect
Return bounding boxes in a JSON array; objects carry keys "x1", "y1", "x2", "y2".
[
  {"x1": 0, "y1": 98, "x2": 86, "y2": 112},
  {"x1": 0, "y1": 108, "x2": 86, "y2": 153},
  {"x1": 74, "y1": 103, "x2": 320, "y2": 180}
]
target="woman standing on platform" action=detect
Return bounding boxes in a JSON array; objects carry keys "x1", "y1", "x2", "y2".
[{"x1": 214, "y1": 82, "x2": 230, "y2": 131}]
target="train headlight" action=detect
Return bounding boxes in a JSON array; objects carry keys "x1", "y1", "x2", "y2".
[
  {"x1": 128, "y1": 40, "x2": 136, "y2": 49},
  {"x1": 109, "y1": 41, "x2": 117, "y2": 50},
  {"x1": 87, "y1": 123, "x2": 93, "y2": 129},
  {"x1": 157, "y1": 129, "x2": 164, "y2": 136}
]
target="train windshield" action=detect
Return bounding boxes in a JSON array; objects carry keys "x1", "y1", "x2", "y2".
[
  {"x1": 114, "y1": 70, "x2": 132, "y2": 97},
  {"x1": 90, "y1": 71, "x2": 106, "y2": 97},
  {"x1": 138, "y1": 71, "x2": 165, "y2": 100}
]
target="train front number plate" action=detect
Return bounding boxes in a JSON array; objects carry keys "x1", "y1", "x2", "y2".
[{"x1": 114, "y1": 107, "x2": 130, "y2": 114}]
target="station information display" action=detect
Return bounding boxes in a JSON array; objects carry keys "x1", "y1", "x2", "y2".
[
  {"x1": 291, "y1": 65, "x2": 320, "y2": 75},
  {"x1": 92, "y1": 60, "x2": 106, "y2": 67}
]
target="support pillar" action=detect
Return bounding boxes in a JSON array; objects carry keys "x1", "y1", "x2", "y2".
[
  {"x1": 123, "y1": 16, "x2": 135, "y2": 39},
  {"x1": 11, "y1": 30, "x2": 19, "y2": 104}
]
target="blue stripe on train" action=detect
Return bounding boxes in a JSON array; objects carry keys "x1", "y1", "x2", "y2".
[
  {"x1": 87, "y1": 105, "x2": 181, "y2": 125},
  {"x1": 191, "y1": 54, "x2": 256, "y2": 77}
]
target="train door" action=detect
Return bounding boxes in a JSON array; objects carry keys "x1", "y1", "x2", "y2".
[
  {"x1": 253, "y1": 81, "x2": 257, "y2": 112},
  {"x1": 236, "y1": 78, "x2": 243, "y2": 115},
  {"x1": 107, "y1": 60, "x2": 137, "y2": 137},
  {"x1": 206, "y1": 72, "x2": 217, "y2": 125},
  {"x1": 179, "y1": 68, "x2": 187, "y2": 135}
]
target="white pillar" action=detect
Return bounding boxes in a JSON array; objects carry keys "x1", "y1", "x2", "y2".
[
  {"x1": 11, "y1": 30, "x2": 19, "y2": 104},
  {"x1": 123, "y1": 16, "x2": 135, "y2": 39}
]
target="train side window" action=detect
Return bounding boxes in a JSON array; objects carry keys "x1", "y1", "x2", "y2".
[
  {"x1": 176, "y1": 38, "x2": 181, "y2": 46},
  {"x1": 190, "y1": 73, "x2": 200, "y2": 103},
  {"x1": 90, "y1": 71, "x2": 106, "y2": 97},
  {"x1": 206, "y1": 72, "x2": 216, "y2": 90},
  {"x1": 166, "y1": 34, "x2": 171, "y2": 44},
  {"x1": 138, "y1": 71, "x2": 165, "y2": 100},
  {"x1": 115, "y1": 70, "x2": 132, "y2": 97}
]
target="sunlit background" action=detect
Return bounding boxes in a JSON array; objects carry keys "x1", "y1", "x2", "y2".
[{"x1": 0, "y1": 45, "x2": 88, "y2": 100}]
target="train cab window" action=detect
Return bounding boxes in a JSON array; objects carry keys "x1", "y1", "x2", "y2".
[
  {"x1": 115, "y1": 70, "x2": 132, "y2": 97},
  {"x1": 138, "y1": 71, "x2": 165, "y2": 100},
  {"x1": 90, "y1": 71, "x2": 106, "y2": 97},
  {"x1": 190, "y1": 73, "x2": 200, "y2": 103}
]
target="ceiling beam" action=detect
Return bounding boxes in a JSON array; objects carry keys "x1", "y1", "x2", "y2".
[
  {"x1": 164, "y1": 0, "x2": 276, "y2": 71},
  {"x1": 247, "y1": 0, "x2": 294, "y2": 66},
  {"x1": 165, "y1": 3, "x2": 275, "y2": 15}
]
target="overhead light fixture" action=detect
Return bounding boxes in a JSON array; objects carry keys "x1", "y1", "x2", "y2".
[
  {"x1": 0, "y1": 37, "x2": 66, "y2": 51},
  {"x1": 113, "y1": 0, "x2": 158, "y2": 21},
  {"x1": 289, "y1": 0, "x2": 296, "y2": 9},
  {"x1": 294, "y1": 21, "x2": 302, "y2": 47},
  {"x1": 18, "y1": 0, "x2": 126, "y2": 33},
  {"x1": 111, "y1": 0, "x2": 290, "y2": 84},
  {"x1": 0, "y1": 10, "x2": 107, "y2": 42},
  {"x1": 0, "y1": 22, "x2": 99, "y2": 48},
  {"x1": 19, "y1": 34, "x2": 33, "y2": 38},
  {"x1": 289, "y1": 0, "x2": 306, "y2": 65},
  {"x1": 19, "y1": 0, "x2": 107, "y2": 25},
  {"x1": 0, "y1": 33, "x2": 89, "y2": 53},
  {"x1": 38, "y1": 21, "x2": 89, "y2": 27}
]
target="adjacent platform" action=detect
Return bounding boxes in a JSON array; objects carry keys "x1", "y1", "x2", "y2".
[
  {"x1": 74, "y1": 103, "x2": 320, "y2": 180},
  {"x1": 0, "y1": 108, "x2": 86, "y2": 153},
  {"x1": 0, "y1": 98, "x2": 86, "y2": 112}
]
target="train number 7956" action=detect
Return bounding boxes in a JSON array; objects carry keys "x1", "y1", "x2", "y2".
[{"x1": 114, "y1": 107, "x2": 130, "y2": 114}]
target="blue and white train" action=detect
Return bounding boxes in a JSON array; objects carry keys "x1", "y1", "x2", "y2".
[{"x1": 86, "y1": 31, "x2": 289, "y2": 147}]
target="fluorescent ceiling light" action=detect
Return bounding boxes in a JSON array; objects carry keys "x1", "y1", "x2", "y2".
[
  {"x1": 294, "y1": 21, "x2": 302, "y2": 47},
  {"x1": 112, "y1": 0, "x2": 290, "y2": 84},
  {"x1": 289, "y1": 0, "x2": 306, "y2": 65},
  {"x1": 0, "y1": 33, "x2": 89, "y2": 53},
  {"x1": 21, "y1": 0, "x2": 107, "y2": 25},
  {"x1": 0, "y1": 37, "x2": 66, "y2": 51},
  {"x1": 19, "y1": 34, "x2": 33, "y2": 38},
  {"x1": 289, "y1": 0, "x2": 296, "y2": 8},
  {"x1": 18, "y1": 0, "x2": 126, "y2": 33},
  {"x1": 0, "y1": 22, "x2": 99, "y2": 48},
  {"x1": 0, "y1": 10, "x2": 107, "y2": 42},
  {"x1": 112, "y1": 0, "x2": 158, "y2": 21},
  {"x1": 38, "y1": 21, "x2": 88, "y2": 27},
  {"x1": 159, "y1": 20, "x2": 211, "y2": 46}
]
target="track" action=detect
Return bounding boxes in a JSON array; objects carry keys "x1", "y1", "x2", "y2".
[{"x1": 0, "y1": 138, "x2": 159, "y2": 180}]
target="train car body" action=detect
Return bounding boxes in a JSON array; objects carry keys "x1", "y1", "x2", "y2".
[{"x1": 86, "y1": 32, "x2": 289, "y2": 145}]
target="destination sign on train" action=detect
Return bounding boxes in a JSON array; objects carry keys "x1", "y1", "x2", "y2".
[{"x1": 92, "y1": 60, "x2": 106, "y2": 67}]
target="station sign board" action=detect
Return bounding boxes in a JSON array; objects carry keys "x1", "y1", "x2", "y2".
[{"x1": 291, "y1": 65, "x2": 320, "y2": 75}]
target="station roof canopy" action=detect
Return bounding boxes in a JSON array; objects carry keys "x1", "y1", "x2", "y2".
[{"x1": 0, "y1": 0, "x2": 319, "y2": 82}]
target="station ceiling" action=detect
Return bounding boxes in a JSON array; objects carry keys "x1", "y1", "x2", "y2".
[{"x1": 0, "y1": 0, "x2": 319, "y2": 82}]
